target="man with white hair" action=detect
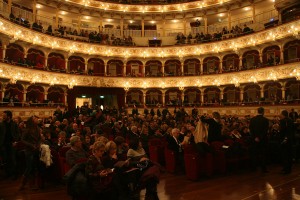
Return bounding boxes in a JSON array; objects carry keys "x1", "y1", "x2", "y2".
[{"x1": 128, "y1": 125, "x2": 139, "y2": 140}]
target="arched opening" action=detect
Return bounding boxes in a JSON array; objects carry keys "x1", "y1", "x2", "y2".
[
  {"x1": 203, "y1": 56, "x2": 220, "y2": 74},
  {"x1": 27, "y1": 48, "x2": 45, "y2": 69},
  {"x1": 48, "y1": 86, "x2": 65, "y2": 104},
  {"x1": 88, "y1": 58, "x2": 105, "y2": 76},
  {"x1": 285, "y1": 80, "x2": 300, "y2": 103},
  {"x1": 26, "y1": 85, "x2": 45, "y2": 105},
  {"x1": 184, "y1": 59, "x2": 200, "y2": 76},
  {"x1": 68, "y1": 56, "x2": 85, "y2": 74},
  {"x1": 262, "y1": 45, "x2": 281, "y2": 66},
  {"x1": 107, "y1": 60, "x2": 124, "y2": 77},
  {"x1": 145, "y1": 60, "x2": 162, "y2": 77},
  {"x1": 165, "y1": 60, "x2": 181, "y2": 76},
  {"x1": 146, "y1": 89, "x2": 162, "y2": 106},
  {"x1": 264, "y1": 82, "x2": 282, "y2": 104},
  {"x1": 183, "y1": 88, "x2": 201, "y2": 106},
  {"x1": 203, "y1": 87, "x2": 220, "y2": 106},
  {"x1": 283, "y1": 40, "x2": 300, "y2": 63},
  {"x1": 4, "y1": 83, "x2": 24, "y2": 106},
  {"x1": 222, "y1": 54, "x2": 239, "y2": 72},
  {"x1": 126, "y1": 89, "x2": 143, "y2": 107},
  {"x1": 48, "y1": 53, "x2": 65, "y2": 71},
  {"x1": 242, "y1": 50, "x2": 260, "y2": 70},
  {"x1": 165, "y1": 89, "x2": 182, "y2": 106},
  {"x1": 126, "y1": 60, "x2": 143, "y2": 77},
  {"x1": 243, "y1": 84, "x2": 261, "y2": 104},
  {"x1": 6, "y1": 43, "x2": 24, "y2": 64},
  {"x1": 223, "y1": 86, "x2": 240, "y2": 105}
]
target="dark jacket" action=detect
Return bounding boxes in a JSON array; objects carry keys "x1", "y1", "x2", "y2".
[
  {"x1": 201, "y1": 118, "x2": 222, "y2": 143},
  {"x1": 279, "y1": 117, "x2": 295, "y2": 144},
  {"x1": 0, "y1": 121, "x2": 20, "y2": 147},
  {"x1": 249, "y1": 114, "x2": 269, "y2": 143}
]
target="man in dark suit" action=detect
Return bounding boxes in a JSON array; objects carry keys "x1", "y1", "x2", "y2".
[
  {"x1": 249, "y1": 107, "x2": 270, "y2": 173},
  {"x1": 128, "y1": 125, "x2": 139, "y2": 140},
  {"x1": 289, "y1": 108, "x2": 299, "y2": 122},
  {"x1": 279, "y1": 110, "x2": 295, "y2": 174},
  {"x1": 0, "y1": 110, "x2": 20, "y2": 179},
  {"x1": 166, "y1": 128, "x2": 187, "y2": 171}
]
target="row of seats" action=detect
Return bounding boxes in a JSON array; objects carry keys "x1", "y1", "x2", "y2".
[{"x1": 148, "y1": 138, "x2": 250, "y2": 181}]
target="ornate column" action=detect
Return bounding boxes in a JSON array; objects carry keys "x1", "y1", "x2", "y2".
[
  {"x1": 55, "y1": 8, "x2": 59, "y2": 29},
  {"x1": 200, "y1": 58, "x2": 204, "y2": 74},
  {"x1": 239, "y1": 54, "x2": 243, "y2": 70},
  {"x1": 259, "y1": 51, "x2": 263, "y2": 63},
  {"x1": 65, "y1": 58, "x2": 68, "y2": 72},
  {"x1": 162, "y1": 20, "x2": 166, "y2": 37},
  {"x1": 161, "y1": 90, "x2": 165, "y2": 106},
  {"x1": 278, "y1": 10, "x2": 282, "y2": 24},
  {"x1": 204, "y1": 15, "x2": 208, "y2": 34},
  {"x1": 280, "y1": 47, "x2": 284, "y2": 64},
  {"x1": 180, "y1": 88, "x2": 185, "y2": 105},
  {"x1": 44, "y1": 86, "x2": 49, "y2": 101},
  {"x1": 259, "y1": 84, "x2": 265, "y2": 99},
  {"x1": 181, "y1": 62, "x2": 184, "y2": 76},
  {"x1": 142, "y1": 61, "x2": 146, "y2": 76},
  {"x1": 124, "y1": 89, "x2": 129, "y2": 104},
  {"x1": 104, "y1": 60, "x2": 107, "y2": 76},
  {"x1": 77, "y1": 16, "x2": 81, "y2": 32},
  {"x1": 99, "y1": 16, "x2": 103, "y2": 32},
  {"x1": 162, "y1": 61, "x2": 165, "y2": 76},
  {"x1": 1, "y1": 83, "x2": 6, "y2": 101},
  {"x1": 64, "y1": 89, "x2": 68, "y2": 105},
  {"x1": 23, "y1": 84, "x2": 29, "y2": 103},
  {"x1": 143, "y1": 90, "x2": 146, "y2": 105},
  {"x1": 84, "y1": 59, "x2": 88, "y2": 74},
  {"x1": 44, "y1": 54, "x2": 48, "y2": 68},
  {"x1": 183, "y1": 18, "x2": 187, "y2": 35},
  {"x1": 32, "y1": 0, "x2": 37, "y2": 23},
  {"x1": 200, "y1": 88, "x2": 205, "y2": 105},
  {"x1": 120, "y1": 18, "x2": 124, "y2": 38},
  {"x1": 280, "y1": 81, "x2": 286, "y2": 100},
  {"x1": 228, "y1": 11, "x2": 231, "y2": 30},
  {"x1": 252, "y1": 4, "x2": 256, "y2": 23},
  {"x1": 239, "y1": 87, "x2": 244, "y2": 102},
  {"x1": 2, "y1": 44, "x2": 6, "y2": 60},
  {"x1": 219, "y1": 56, "x2": 223, "y2": 73},
  {"x1": 123, "y1": 63, "x2": 127, "y2": 76},
  {"x1": 7, "y1": 0, "x2": 12, "y2": 14},
  {"x1": 220, "y1": 87, "x2": 224, "y2": 101},
  {"x1": 141, "y1": 19, "x2": 145, "y2": 37}
]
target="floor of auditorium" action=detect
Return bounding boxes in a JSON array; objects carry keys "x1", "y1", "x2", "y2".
[{"x1": 1, "y1": 164, "x2": 300, "y2": 200}]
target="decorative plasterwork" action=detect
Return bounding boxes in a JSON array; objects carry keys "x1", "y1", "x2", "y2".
[
  {"x1": 1, "y1": 18, "x2": 299, "y2": 60},
  {"x1": 59, "y1": 0, "x2": 232, "y2": 13},
  {"x1": 0, "y1": 62, "x2": 298, "y2": 88}
]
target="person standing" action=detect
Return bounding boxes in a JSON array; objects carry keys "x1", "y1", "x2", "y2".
[
  {"x1": 249, "y1": 107, "x2": 270, "y2": 173},
  {"x1": 279, "y1": 110, "x2": 295, "y2": 174},
  {"x1": 19, "y1": 116, "x2": 42, "y2": 190},
  {"x1": 289, "y1": 108, "x2": 299, "y2": 122},
  {"x1": 0, "y1": 110, "x2": 20, "y2": 179},
  {"x1": 200, "y1": 112, "x2": 222, "y2": 143}
]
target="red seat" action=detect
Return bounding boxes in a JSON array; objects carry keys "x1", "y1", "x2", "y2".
[
  {"x1": 210, "y1": 141, "x2": 226, "y2": 174},
  {"x1": 223, "y1": 139, "x2": 240, "y2": 170},
  {"x1": 58, "y1": 146, "x2": 71, "y2": 176},
  {"x1": 164, "y1": 148, "x2": 176, "y2": 173},
  {"x1": 184, "y1": 144, "x2": 213, "y2": 180},
  {"x1": 148, "y1": 138, "x2": 165, "y2": 165}
]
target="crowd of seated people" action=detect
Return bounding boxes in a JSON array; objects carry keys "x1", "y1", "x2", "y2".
[
  {"x1": 3, "y1": 56, "x2": 45, "y2": 69},
  {"x1": 1, "y1": 103, "x2": 299, "y2": 199},
  {"x1": 176, "y1": 24, "x2": 254, "y2": 45}
]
